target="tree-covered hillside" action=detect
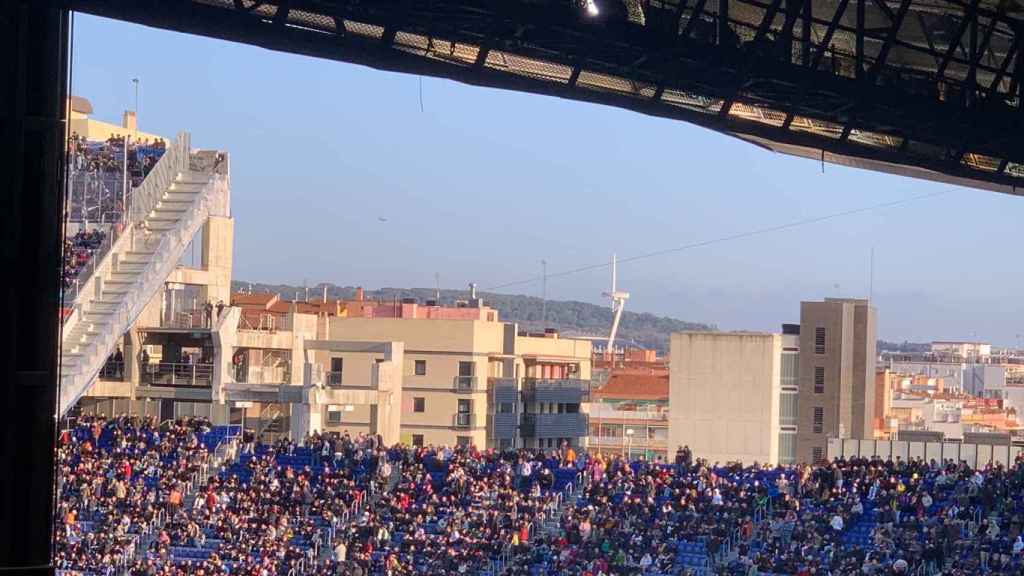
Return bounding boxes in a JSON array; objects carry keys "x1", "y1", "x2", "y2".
[{"x1": 232, "y1": 281, "x2": 715, "y2": 352}]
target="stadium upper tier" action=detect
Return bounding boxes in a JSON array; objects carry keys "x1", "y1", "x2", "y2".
[
  {"x1": 72, "y1": 0, "x2": 1024, "y2": 195},
  {"x1": 66, "y1": 134, "x2": 167, "y2": 225},
  {"x1": 59, "y1": 133, "x2": 230, "y2": 417}
]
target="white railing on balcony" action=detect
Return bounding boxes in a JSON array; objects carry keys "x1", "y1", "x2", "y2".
[
  {"x1": 141, "y1": 362, "x2": 214, "y2": 387},
  {"x1": 242, "y1": 365, "x2": 290, "y2": 385},
  {"x1": 524, "y1": 377, "x2": 589, "y2": 389},
  {"x1": 589, "y1": 404, "x2": 668, "y2": 421},
  {"x1": 239, "y1": 311, "x2": 277, "y2": 332},
  {"x1": 453, "y1": 375, "x2": 481, "y2": 392},
  {"x1": 98, "y1": 360, "x2": 126, "y2": 381},
  {"x1": 325, "y1": 371, "x2": 344, "y2": 388}
]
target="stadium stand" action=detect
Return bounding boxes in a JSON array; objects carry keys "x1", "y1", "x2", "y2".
[
  {"x1": 54, "y1": 423, "x2": 1024, "y2": 576},
  {"x1": 66, "y1": 133, "x2": 167, "y2": 225},
  {"x1": 62, "y1": 228, "x2": 106, "y2": 290}
]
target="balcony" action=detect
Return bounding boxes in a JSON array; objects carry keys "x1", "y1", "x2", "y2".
[
  {"x1": 491, "y1": 412, "x2": 518, "y2": 439},
  {"x1": 589, "y1": 435, "x2": 668, "y2": 453},
  {"x1": 453, "y1": 413, "x2": 474, "y2": 429},
  {"x1": 589, "y1": 405, "x2": 668, "y2": 422},
  {"x1": 521, "y1": 412, "x2": 588, "y2": 438},
  {"x1": 325, "y1": 371, "x2": 344, "y2": 388},
  {"x1": 141, "y1": 362, "x2": 213, "y2": 387},
  {"x1": 453, "y1": 376, "x2": 483, "y2": 393},
  {"x1": 98, "y1": 360, "x2": 125, "y2": 382},
  {"x1": 523, "y1": 378, "x2": 591, "y2": 403}
]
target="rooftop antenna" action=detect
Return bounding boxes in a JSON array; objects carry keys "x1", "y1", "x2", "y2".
[
  {"x1": 322, "y1": 284, "x2": 328, "y2": 303},
  {"x1": 435, "y1": 272, "x2": 441, "y2": 304},
  {"x1": 602, "y1": 254, "x2": 630, "y2": 353}
]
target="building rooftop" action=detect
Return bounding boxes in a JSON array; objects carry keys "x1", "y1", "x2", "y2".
[
  {"x1": 596, "y1": 371, "x2": 668, "y2": 402},
  {"x1": 231, "y1": 291, "x2": 500, "y2": 322}
]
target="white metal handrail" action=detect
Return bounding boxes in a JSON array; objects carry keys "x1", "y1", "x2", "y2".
[
  {"x1": 141, "y1": 362, "x2": 214, "y2": 387},
  {"x1": 129, "y1": 132, "x2": 190, "y2": 225}
]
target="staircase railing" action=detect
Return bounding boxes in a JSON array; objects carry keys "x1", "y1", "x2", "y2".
[{"x1": 129, "y1": 132, "x2": 190, "y2": 225}]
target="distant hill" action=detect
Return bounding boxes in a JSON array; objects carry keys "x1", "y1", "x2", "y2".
[
  {"x1": 877, "y1": 340, "x2": 931, "y2": 354},
  {"x1": 232, "y1": 281, "x2": 715, "y2": 352}
]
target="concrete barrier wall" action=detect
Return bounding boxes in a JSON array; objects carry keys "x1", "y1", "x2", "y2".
[{"x1": 828, "y1": 438, "x2": 1023, "y2": 468}]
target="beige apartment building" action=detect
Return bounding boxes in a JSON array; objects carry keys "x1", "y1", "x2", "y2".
[
  {"x1": 796, "y1": 298, "x2": 877, "y2": 463},
  {"x1": 309, "y1": 315, "x2": 591, "y2": 449},
  {"x1": 668, "y1": 331, "x2": 782, "y2": 465}
]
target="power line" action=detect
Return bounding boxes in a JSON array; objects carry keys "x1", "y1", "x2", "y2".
[{"x1": 485, "y1": 189, "x2": 951, "y2": 292}]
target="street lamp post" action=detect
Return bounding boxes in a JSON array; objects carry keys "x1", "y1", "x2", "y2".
[
  {"x1": 624, "y1": 428, "x2": 634, "y2": 459},
  {"x1": 131, "y1": 78, "x2": 139, "y2": 139}
]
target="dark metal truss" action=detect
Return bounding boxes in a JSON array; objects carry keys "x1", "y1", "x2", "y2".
[{"x1": 69, "y1": 0, "x2": 1024, "y2": 195}]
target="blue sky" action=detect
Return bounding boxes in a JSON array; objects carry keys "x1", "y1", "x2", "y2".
[{"x1": 72, "y1": 14, "x2": 1024, "y2": 346}]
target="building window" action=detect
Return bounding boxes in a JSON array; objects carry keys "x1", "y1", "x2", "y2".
[
  {"x1": 414, "y1": 360, "x2": 426, "y2": 376},
  {"x1": 412, "y1": 434, "x2": 424, "y2": 447},
  {"x1": 812, "y1": 446, "x2": 825, "y2": 463},
  {"x1": 780, "y1": 393, "x2": 798, "y2": 426},
  {"x1": 328, "y1": 357, "x2": 343, "y2": 386},
  {"x1": 813, "y1": 407, "x2": 824, "y2": 433},
  {"x1": 326, "y1": 407, "x2": 342, "y2": 424},
  {"x1": 456, "y1": 399, "x2": 472, "y2": 427},
  {"x1": 456, "y1": 436, "x2": 471, "y2": 447},
  {"x1": 413, "y1": 397, "x2": 425, "y2": 413},
  {"x1": 499, "y1": 438, "x2": 513, "y2": 450},
  {"x1": 814, "y1": 367, "x2": 825, "y2": 394},
  {"x1": 498, "y1": 402, "x2": 514, "y2": 414},
  {"x1": 814, "y1": 327, "x2": 826, "y2": 355}
]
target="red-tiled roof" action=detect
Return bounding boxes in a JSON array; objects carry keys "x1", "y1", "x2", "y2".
[
  {"x1": 596, "y1": 371, "x2": 669, "y2": 401},
  {"x1": 231, "y1": 292, "x2": 277, "y2": 307}
]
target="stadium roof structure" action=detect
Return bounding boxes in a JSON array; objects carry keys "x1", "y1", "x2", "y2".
[{"x1": 71, "y1": 0, "x2": 1024, "y2": 195}]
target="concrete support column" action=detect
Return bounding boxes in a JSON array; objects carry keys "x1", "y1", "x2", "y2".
[
  {"x1": 289, "y1": 401, "x2": 323, "y2": 440},
  {"x1": 200, "y1": 216, "x2": 233, "y2": 307},
  {"x1": 371, "y1": 343, "x2": 404, "y2": 446}
]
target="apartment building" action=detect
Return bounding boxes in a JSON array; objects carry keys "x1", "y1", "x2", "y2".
[
  {"x1": 311, "y1": 313, "x2": 592, "y2": 449},
  {"x1": 796, "y1": 298, "x2": 877, "y2": 464},
  {"x1": 589, "y1": 366, "x2": 669, "y2": 460}
]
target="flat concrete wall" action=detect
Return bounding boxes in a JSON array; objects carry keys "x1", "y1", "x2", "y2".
[
  {"x1": 669, "y1": 332, "x2": 781, "y2": 465},
  {"x1": 827, "y1": 437, "x2": 1023, "y2": 468}
]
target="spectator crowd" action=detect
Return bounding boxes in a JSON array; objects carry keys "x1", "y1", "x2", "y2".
[
  {"x1": 63, "y1": 228, "x2": 107, "y2": 290},
  {"x1": 66, "y1": 133, "x2": 166, "y2": 224},
  {"x1": 55, "y1": 418, "x2": 1024, "y2": 576}
]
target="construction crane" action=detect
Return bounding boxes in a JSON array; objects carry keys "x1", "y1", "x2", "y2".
[{"x1": 602, "y1": 254, "x2": 630, "y2": 353}]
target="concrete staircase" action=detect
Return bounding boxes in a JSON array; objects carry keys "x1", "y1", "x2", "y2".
[{"x1": 59, "y1": 133, "x2": 229, "y2": 416}]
